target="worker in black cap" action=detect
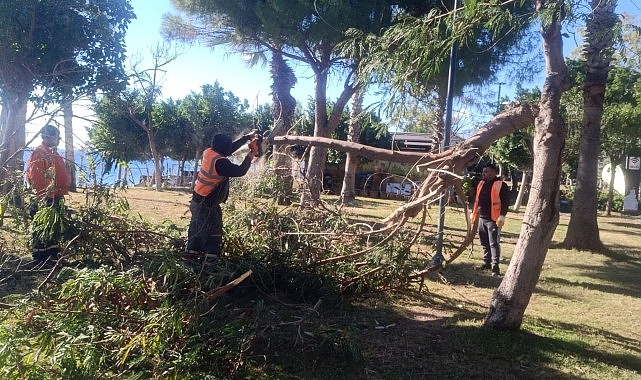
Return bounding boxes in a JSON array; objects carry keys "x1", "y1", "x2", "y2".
[
  {"x1": 184, "y1": 131, "x2": 259, "y2": 269},
  {"x1": 471, "y1": 163, "x2": 510, "y2": 276}
]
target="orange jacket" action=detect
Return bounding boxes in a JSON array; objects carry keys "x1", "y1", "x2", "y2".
[
  {"x1": 472, "y1": 180, "x2": 503, "y2": 222},
  {"x1": 26, "y1": 144, "x2": 70, "y2": 198},
  {"x1": 193, "y1": 148, "x2": 226, "y2": 197}
]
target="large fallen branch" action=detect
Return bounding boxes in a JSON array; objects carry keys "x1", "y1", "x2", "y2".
[
  {"x1": 272, "y1": 103, "x2": 538, "y2": 167},
  {"x1": 272, "y1": 103, "x2": 538, "y2": 275}
]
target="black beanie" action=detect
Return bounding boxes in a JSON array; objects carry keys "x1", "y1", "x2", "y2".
[{"x1": 211, "y1": 134, "x2": 233, "y2": 156}]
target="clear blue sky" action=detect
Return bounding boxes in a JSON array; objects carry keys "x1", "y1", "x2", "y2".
[{"x1": 125, "y1": 0, "x2": 341, "y2": 107}]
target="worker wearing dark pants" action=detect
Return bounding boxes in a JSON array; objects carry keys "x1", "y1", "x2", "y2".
[
  {"x1": 471, "y1": 163, "x2": 510, "y2": 276},
  {"x1": 478, "y1": 216, "x2": 502, "y2": 271},
  {"x1": 185, "y1": 132, "x2": 258, "y2": 267}
]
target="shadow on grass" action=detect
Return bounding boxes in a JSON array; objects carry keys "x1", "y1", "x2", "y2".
[
  {"x1": 606, "y1": 221, "x2": 641, "y2": 230},
  {"x1": 261, "y1": 289, "x2": 640, "y2": 379},
  {"x1": 544, "y1": 246, "x2": 641, "y2": 298}
]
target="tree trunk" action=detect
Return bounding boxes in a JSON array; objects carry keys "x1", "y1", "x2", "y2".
[
  {"x1": 301, "y1": 48, "x2": 357, "y2": 206},
  {"x1": 0, "y1": 93, "x2": 28, "y2": 183},
  {"x1": 116, "y1": 163, "x2": 123, "y2": 188},
  {"x1": 269, "y1": 50, "x2": 297, "y2": 205},
  {"x1": 606, "y1": 157, "x2": 617, "y2": 216},
  {"x1": 513, "y1": 170, "x2": 529, "y2": 212},
  {"x1": 302, "y1": 63, "x2": 331, "y2": 206},
  {"x1": 62, "y1": 96, "x2": 77, "y2": 191},
  {"x1": 563, "y1": 0, "x2": 616, "y2": 252},
  {"x1": 484, "y1": 1, "x2": 571, "y2": 331},
  {"x1": 340, "y1": 86, "x2": 364, "y2": 203},
  {"x1": 147, "y1": 126, "x2": 163, "y2": 191},
  {"x1": 192, "y1": 150, "x2": 200, "y2": 190}
]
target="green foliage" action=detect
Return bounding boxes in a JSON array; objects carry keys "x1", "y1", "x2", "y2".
[
  {"x1": 0, "y1": 0, "x2": 134, "y2": 98},
  {"x1": 227, "y1": 170, "x2": 437, "y2": 294},
  {"x1": 487, "y1": 130, "x2": 533, "y2": 171},
  {"x1": 597, "y1": 191, "x2": 623, "y2": 212}
]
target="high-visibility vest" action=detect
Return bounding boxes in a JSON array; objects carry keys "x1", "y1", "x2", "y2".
[
  {"x1": 193, "y1": 148, "x2": 226, "y2": 197},
  {"x1": 472, "y1": 180, "x2": 503, "y2": 222}
]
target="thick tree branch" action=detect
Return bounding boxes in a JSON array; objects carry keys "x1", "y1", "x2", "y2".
[{"x1": 273, "y1": 103, "x2": 538, "y2": 166}]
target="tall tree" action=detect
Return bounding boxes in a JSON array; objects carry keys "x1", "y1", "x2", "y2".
[
  {"x1": 563, "y1": 0, "x2": 617, "y2": 252},
  {"x1": 165, "y1": 0, "x2": 400, "y2": 205},
  {"x1": 126, "y1": 45, "x2": 179, "y2": 191},
  {"x1": 340, "y1": 85, "x2": 365, "y2": 202},
  {"x1": 351, "y1": 0, "x2": 538, "y2": 147},
  {"x1": 485, "y1": 0, "x2": 572, "y2": 330},
  {"x1": 600, "y1": 67, "x2": 641, "y2": 215},
  {"x1": 0, "y1": 0, "x2": 133, "y2": 179},
  {"x1": 163, "y1": 1, "x2": 298, "y2": 201}
]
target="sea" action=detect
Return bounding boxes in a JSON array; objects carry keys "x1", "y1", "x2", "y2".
[{"x1": 23, "y1": 149, "x2": 195, "y2": 188}]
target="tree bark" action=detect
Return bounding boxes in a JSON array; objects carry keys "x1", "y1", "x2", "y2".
[
  {"x1": 268, "y1": 50, "x2": 297, "y2": 205},
  {"x1": 0, "y1": 93, "x2": 28, "y2": 187},
  {"x1": 300, "y1": 46, "x2": 357, "y2": 206},
  {"x1": 513, "y1": 170, "x2": 529, "y2": 212},
  {"x1": 484, "y1": 0, "x2": 571, "y2": 331},
  {"x1": 606, "y1": 156, "x2": 616, "y2": 216},
  {"x1": 563, "y1": 0, "x2": 616, "y2": 252},
  {"x1": 62, "y1": 96, "x2": 77, "y2": 191},
  {"x1": 340, "y1": 85, "x2": 364, "y2": 203}
]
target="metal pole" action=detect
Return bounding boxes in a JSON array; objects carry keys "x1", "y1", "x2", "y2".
[
  {"x1": 433, "y1": 0, "x2": 460, "y2": 266},
  {"x1": 496, "y1": 82, "x2": 505, "y2": 113}
]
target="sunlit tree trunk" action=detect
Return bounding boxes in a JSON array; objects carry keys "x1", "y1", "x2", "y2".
[
  {"x1": 606, "y1": 156, "x2": 617, "y2": 216},
  {"x1": 341, "y1": 85, "x2": 364, "y2": 203},
  {"x1": 62, "y1": 96, "x2": 76, "y2": 191},
  {"x1": 301, "y1": 47, "x2": 356, "y2": 206},
  {"x1": 0, "y1": 92, "x2": 28, "y2": 186},
  {"x1": 513, "y1": 170, "x2": 529, "y2": 212},
  {"x1": 269, "y1": 49, "x2": 297, "y2": 205},
  {"x1": 485, "y1": 0, "x2": 571, "y2": 330},
  {"x1": 564, "y1": 0, "x2": 616, "y2": 252}
]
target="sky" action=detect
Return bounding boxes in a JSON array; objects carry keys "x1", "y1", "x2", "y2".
[{"x1": 17, "y1": 0, "x2": 641, "y2": 148}]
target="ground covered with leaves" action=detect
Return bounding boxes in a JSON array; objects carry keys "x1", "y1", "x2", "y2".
[{"x1": 1, "y1": 172, "x2": 640, "y2": 379}]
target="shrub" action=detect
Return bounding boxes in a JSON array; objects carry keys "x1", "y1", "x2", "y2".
[{"x1": 597, "y1": 191, "x2": 624, "y2": 212}]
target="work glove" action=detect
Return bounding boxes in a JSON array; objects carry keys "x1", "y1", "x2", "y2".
[
  {"x1": 244, "y1": 130, "x2": 259, "y2": 141},
  {"x1": 496, "y1": 215, "x2": 505, "y2": 227}
]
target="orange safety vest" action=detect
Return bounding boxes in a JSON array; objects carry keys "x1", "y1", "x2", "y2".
[
  {"x1": 193, "y1": 149, "x2": 226, "y2": 197},
  {"x1": 472, "y1": 180, "x2": 503, "y2": 222}
]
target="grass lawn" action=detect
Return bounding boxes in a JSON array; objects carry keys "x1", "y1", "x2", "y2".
[{"x1": 2, "y1": 187, "x2": 640, "y2": 379}]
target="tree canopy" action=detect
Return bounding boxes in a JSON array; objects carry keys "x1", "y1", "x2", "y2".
[{"x1": 0, "y1": 0, "x2": 134, "y2": 174}]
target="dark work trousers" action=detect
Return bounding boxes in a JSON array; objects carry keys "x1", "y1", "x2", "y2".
[
  {"x1": 186, "y1": 193, "x2": 223, "y2": 257},
  {"x1": 478, "y1": 217, "x2": 501, "y2": 265},
  {"x1": 31, "y1": 196, "x2": 64, "y2": 262}
]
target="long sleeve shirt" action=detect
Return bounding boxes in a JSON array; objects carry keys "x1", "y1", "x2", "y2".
[
  {"x1": 477, "y1": 177, "x2": 510, "y2": 218},
  {"x1": 25, "y1": 144, "x2": 70, "y2": 199},
  {"x1": 208, "y1": 136, "x2": 253, "y2": 203}
]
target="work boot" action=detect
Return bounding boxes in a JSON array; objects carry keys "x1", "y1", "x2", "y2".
[
  {"x1": 491, "y1": 264, "x2": 501, "y2": 277},
  {"x1": 476, "y1": 262, "x2": 491, "y2": 271}
]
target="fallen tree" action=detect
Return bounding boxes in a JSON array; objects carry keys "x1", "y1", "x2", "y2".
[{"x1": 272, "y1": 102, "x2": 538, "y2": 272}]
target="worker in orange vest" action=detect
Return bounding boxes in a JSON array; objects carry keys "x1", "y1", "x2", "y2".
[
  {"x1": 25, "y1": 125, "x2": 71, "y2": 265},
  {"x1": 184, "y1": 132, "x2": 259, "y2": 270},
  {"x1": 471, "y1": 163, "x2": 510, "y2": 276}
]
